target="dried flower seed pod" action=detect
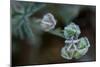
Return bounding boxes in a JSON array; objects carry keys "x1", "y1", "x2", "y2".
[
  {"x1": 64, "y1": 23, "x2": 81, "y2": 39},
  {"x1": 41, "y1": 13, "x2": 56, "y2": 31},
  {"x1": 61, "y1": 23, "x2": 90, "y2": 60},
  {"x1": 61, "y1": 37, "x2": 90, "y2": 59}
]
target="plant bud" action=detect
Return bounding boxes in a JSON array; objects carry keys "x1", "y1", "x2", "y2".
[
  {"x1": 41, "y1": 13, "x2": 56, "y2": 31},
  {"x1": 64, "y1": 23, "x2": 81, "y2": 39},
  {"x1": 61, "y1": 37, "x2": 90, "y2": 59}
]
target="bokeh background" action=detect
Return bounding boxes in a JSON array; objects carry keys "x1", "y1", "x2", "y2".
[{"x1": 11, "y1": 0, "x2": 96, "y2": 66}]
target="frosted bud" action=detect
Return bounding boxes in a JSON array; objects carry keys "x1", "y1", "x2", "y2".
[
  {"x1": 41, "y1": 13, "x2": 56, "y2": 31},
  {"x1": 64, "y1": 23, "x2": 81, "y2": 39},
  {"x1": 61, "y1": 37, "x2": 90, "y2": 59}
]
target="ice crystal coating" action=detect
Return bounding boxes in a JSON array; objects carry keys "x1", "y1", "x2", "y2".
[
  {"x1": 61, "y1": 23, "x2": 90, "y2": 60},
  {"x1": 64, "y1": 23, "x2": 81, "y2": 39},
  {"x1": 41, "y1": 13, "x2": 56, "y2": 31}
]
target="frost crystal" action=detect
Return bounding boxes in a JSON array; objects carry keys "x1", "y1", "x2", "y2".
[
  {"x1": 61, "y1": 23, "x2": 90, "y2": 60},
  {"x1": 41, "y1": 13, "x2": 56, "y2": 31},
  {"x1": 64, "y1": 23, "x2": 81, "y2": 39}
]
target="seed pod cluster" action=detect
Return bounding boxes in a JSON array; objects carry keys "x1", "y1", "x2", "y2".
[{"x1": 61, "y1": 23, "x2": 90, "y2": 59}]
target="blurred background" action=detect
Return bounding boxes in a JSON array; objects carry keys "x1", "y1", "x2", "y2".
[{"x1": 11, "y1": 1, "x2": 96, "y2": 66}]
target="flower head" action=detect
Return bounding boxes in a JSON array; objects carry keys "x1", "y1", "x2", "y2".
[
  {"x1": 61, "y1": 37, "x2": 90, "y2": 59},
  {"x1": 41, "y1": 13, "x2": 56, "y2": 31},
  {"x1": 64, "y1": 23, "x2": 81, "y2": 39},
  {"x1": 61, "y1": 23, "x2": 90, "y2": 60}
]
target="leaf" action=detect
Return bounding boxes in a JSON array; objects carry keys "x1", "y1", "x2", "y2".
[{"x1": 11, "y1": 1, "x2": 46, "y2": 45}]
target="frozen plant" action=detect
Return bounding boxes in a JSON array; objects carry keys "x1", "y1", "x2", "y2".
[
  {"x1": 41, "y1": 13, "x2": 57, "y2": 31},
  {"x1": 61, "y1": 23, "x2": 90, "y2": 59},
  {"x1": 64, "y1": 23, "x2": 81, "y2": 39},
  {"x1": 40, "y1": 13, "x2": 90, "y2": 60}
]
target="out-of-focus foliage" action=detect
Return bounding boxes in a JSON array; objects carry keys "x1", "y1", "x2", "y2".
[{"x1": 11, "y1": 1, "x2": 46, "y2": 45}]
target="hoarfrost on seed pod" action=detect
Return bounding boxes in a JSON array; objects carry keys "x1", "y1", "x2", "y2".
[{"x1": 41, "y1": 13, "x2": 56, "y2": 31}]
